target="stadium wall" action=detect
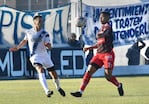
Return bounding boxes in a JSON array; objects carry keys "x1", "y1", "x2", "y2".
[{"x1": 0, "y1": 48, "x2": 149, "y2": 79}]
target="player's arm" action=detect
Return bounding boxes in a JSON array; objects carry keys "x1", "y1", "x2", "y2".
[
  {"x1": 83, "y1": 44, "x2": 97, "y2": 52},
  {"x1": 97, "y1": 29, "x2": 111, "y2": 38},
  {"x1": 9, "y1": 39, "x2": 28, "y2": 51},
  {"x1": 84, "y1": 33, "x2": 108, "y2": 52},
  {"x1": 44, "y1": 33, "x2": 52, "y2": 50}
]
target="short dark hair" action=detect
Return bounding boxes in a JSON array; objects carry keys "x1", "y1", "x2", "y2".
[
  {"x1": 33, "y1": 15, "x2": 42, "y2": 20},
  {"x1": 101, "y1": 11, "x2": 110, "y2": 16}
]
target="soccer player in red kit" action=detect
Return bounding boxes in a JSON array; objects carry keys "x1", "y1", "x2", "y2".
[{"x1": 70, "y1": 11, "x2": 124, "y2": 97}]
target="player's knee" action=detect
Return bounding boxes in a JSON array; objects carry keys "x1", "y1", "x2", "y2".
[
  {"x1": 47, "y1": 66, "x2": 55, "y2": 71},
  {"x1": 36, "y1": 68, "x2": 44, "y2": 73},
  {"x1": 86, "y1": 70, "x2": 93, "y2": 76},
  {"x1": 35, "y1": 67, "x2": 44, "y2": 73},
  {"x1": 86, "y1": 65, "x2": 97, "y2": 75},
  {"x1": 105, "y1": 74, "x2": 112, "y2": 81}
]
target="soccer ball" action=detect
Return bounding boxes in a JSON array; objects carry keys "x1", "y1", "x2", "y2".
[{"x1": 75, "y1": 17, "x2": 86, "y2": 27}]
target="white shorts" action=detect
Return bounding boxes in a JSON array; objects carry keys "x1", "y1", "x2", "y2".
[{"x1": 30, "y1": 52, "x2": 54, "y2": 69}]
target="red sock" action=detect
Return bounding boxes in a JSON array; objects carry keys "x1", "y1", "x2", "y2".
[
  {"x1": 80, "y1": 72, "x2": 91, "y2": 91},
  {"x1": 109, "y1": 76, "x2": 119, "y2": 87}
]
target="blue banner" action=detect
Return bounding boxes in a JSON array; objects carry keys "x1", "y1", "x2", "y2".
[
  {"x1": 82, "y1": 2, "x2": 149, "y2": 46},
  {"x1": 0, "y1": 4, "x2": 70, "y2": 47}
]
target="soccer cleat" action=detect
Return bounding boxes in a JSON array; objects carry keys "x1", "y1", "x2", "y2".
[
  {"x1": 70, "y1": 91, "x2": 82, "y2": 97},
  {"x1": 46, "y1": 90, "x2": 53, "y2": 97},
  {"x1": 118, "y1": 83, "x2": 124, "y2": 96},
  {"x1": 58, "y1": 88, "x2": 66, "y2": 97}
]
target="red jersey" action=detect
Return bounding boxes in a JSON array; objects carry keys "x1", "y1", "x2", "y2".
[{"x1": 96, "y1": 23, "x2": 113, "y2": 53}]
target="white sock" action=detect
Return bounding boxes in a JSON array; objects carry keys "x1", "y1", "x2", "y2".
[
  {"x1": 52, "y1": 78, "x2": 60, "y2": 90},
  {"x1": 38, "y1": 73, "x2": 49, "y2": 94},
  {"x1": 79, "y1": 90, "x2": 83, "y2": 94}
]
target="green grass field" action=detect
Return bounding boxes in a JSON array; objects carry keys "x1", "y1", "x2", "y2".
[{"x1": 0, "y1": 76, "x2": 149, "y2": 104}]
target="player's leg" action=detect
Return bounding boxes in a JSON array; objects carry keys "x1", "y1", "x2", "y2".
[
  {"x1": 103, "y1": 51, "x2": 124, "y2": 96},
  {"x1": 104, "y1": 69, "x2": 124, "y2": 96},
  {"x1": 70, "y1": 64, "x2": 98, "y2": 97},
  {"x1": 47, "y1": 67, "x2": 66, "y2": 97},
  {"x1": 70, "y1": 54, "x2": 102, "y2": 97},
  {"x1": 30, "y1": 55, "x2": 53, "y2": 97},
  {"x1": 43, "y1": 53, "x2": 66, "y2": 97},
  {"x1": 80, "y1": 65, "x2": 97, "y2": 92},
  {"x1": 34, "y1": 63, "x2": 53, "y2": 97},
  {"x1": 104, "y1": 69, "x2": 119, "y2": 86}
]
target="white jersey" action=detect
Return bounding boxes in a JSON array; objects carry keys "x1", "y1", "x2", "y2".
[
  {"x1": 24, "y1": 28, "x2": 54, "y2": 68},
  {"x1": 24, "y1": 28, "x2": 50, "y2": 56}
]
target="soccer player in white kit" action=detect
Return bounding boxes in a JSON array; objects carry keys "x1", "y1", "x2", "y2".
[{"x1": 9, "y1": 15, "x2": 66, "y2": 97}]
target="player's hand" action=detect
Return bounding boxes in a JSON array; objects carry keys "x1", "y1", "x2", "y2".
[
  {"x1": 83, "y1": 47, "x2": 89, "y2": 52},
  {"x1": 9, "y1": 47, "x2": 19, "y2": 51},
  {"x1": 44, "y1": 43, "x2": 52, "y2": 50}
]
